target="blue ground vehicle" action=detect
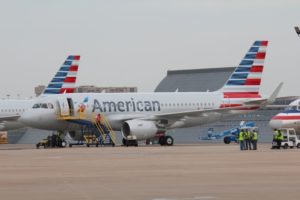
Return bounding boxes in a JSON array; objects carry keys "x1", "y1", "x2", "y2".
[{"x1": 200, "y1": 121, "x2": 257, "y2": 144}]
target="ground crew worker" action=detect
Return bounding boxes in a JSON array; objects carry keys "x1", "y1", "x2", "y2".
[
  {"x1": 277, "y1": 129, "x2": 283, "y2": 149},
  {"x1": 272, "y1": 129, "x2": 277, "y2": 143},
  {"x1": 251, "y1": 130, "x2": 258, "y2": 150},
  {"x1": 244, "y1": 129, "x2": 251, "y2": 150},
  {"x1": 239, "y1": 129, "x2": 245, "y2": 151},
  {"x1": 272, "y1": 129, "x2": 278, "y2": 149},
  {"x1": 96, "y1": 113, "x2": 101, "y2": 124}
]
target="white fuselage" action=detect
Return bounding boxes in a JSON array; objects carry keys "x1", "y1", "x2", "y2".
[
  {"x1": 0, "y1": 99, "x2": 34, "y2": 131},
  {"x1": 269, "y1": 99, "x2": 300, "y2": 133},
  {"x1": 20, "y1": 91, "x2": 258, "y2": 132}
]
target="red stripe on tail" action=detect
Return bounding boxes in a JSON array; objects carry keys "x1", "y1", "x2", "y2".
[
  {"x1": 223, "y1": 92, "x2": 261, "y2": 98},
  {"x1": 73, "y1": 56, "x2": 80, "y2": 60},
  {"x1": 256, "y1": 52, "x2": 266, "y2": 59},
  {"x1": 260, "y1": 41, "x2": 268, "y2": 46},
  {"x1": 245, "y1": 79, "x2": 261, "y2": 85},
  {"x1": 59, "y1": 88, "x2": 75, "y2": 93},
  {"x1": 64, "y1": 77, "x2": 76, "y2": 83},
  {"x1": 69, "y1": 65, "x2": 78, "y2": 71},
  {"x1": 250, "y1": 65, "x2": 263, "y2": 72}
]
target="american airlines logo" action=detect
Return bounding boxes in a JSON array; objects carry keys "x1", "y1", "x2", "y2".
[{"x1": 92, "y1": 98, "x2": 161, "y2": 113}]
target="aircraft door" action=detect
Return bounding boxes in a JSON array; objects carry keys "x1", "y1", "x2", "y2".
[{"x1": 57, "y1": 97, "x2": 74, "y2": 116}]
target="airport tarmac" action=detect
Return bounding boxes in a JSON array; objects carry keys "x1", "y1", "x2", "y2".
[{"x1": 1, "y1": 144, "x2": 300, "y2": 200}]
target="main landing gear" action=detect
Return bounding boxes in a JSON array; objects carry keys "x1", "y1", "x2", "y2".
[{"x1": 159, "y1": 135, "x2": 174, "y2": 146}]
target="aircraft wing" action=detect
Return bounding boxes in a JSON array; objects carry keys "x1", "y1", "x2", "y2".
[
  {"x1": 0, "y1": 115, "x2": 20, "y2": 122},
  {"x1": 144, "y1": 106, "x2": 249, "y2": 121}
]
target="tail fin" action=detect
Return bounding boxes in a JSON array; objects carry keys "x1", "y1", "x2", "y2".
[
  {"x1": 220, "y1": 41, "x2": 268, "y2": 98},
  {"x1": 42, "y1": 55, "x2": 80, "y2": 95}
]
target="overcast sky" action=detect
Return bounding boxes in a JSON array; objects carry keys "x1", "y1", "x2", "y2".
[{"x1": 0, "y1": 0, "x2": 300, "y2": 98}]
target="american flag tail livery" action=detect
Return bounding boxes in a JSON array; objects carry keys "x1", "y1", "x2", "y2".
[
  {"x1": 42, "y1": 55, "x2": 80, "y2": 95},
  {"x1": 219, "y1": 41, "x2": 268, "y2": 108}
]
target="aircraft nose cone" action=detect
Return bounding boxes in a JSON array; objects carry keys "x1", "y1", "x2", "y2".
[{"x1": 268, "y1": 118, "x2": 283, "y2": 129}]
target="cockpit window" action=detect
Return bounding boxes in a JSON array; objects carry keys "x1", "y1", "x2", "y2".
[
  {"x1": 48, "y1": 103, "x2": 54, "y2": 109},
  {"x1": 286, "y1": 105, "x2": 297, "y2": 111},
  {"x1": 32, "y1": 104, "x2": 41, "y2": 109},
  {"x1": 41, "y1": 103, "x2": 48, "y2": 109}
]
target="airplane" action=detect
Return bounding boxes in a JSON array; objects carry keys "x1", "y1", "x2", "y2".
[
  {"x1": 0, "y1": 55, "x2": 80, "y2": 131},
  {"x1": 20, "y1": 41, "x2": 283, "y2": 146},
  {"x1": 269, "y1": 99, "x2": 300, "y2": 132}
]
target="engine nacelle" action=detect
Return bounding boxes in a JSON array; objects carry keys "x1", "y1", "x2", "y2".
[
  {"x1": 122, "y1": 120, "x2": 158, "y2": 140},
  {"x1": 67, "y1": 130, "x2": 83, "y2": 141}
]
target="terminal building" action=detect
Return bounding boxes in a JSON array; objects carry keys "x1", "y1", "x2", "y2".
[{"x1": 8, "y1": 67, "x2": 298, "y2": 144}]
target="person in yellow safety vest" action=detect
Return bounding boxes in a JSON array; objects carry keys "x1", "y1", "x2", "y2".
[
  {"x1": 276, "y1": 129, "x2": 283, "y2": 149},
  {"x1": 251, "y1": 130, "x2": 258, "y2": 150},
  {"x1": 272, "y1": 129, "x2": 277, "y2": 142},
  {"x1": 244, "y1": 129, "x2": 251, "y2": 150},
  {"x1": 239, "y1": 129, "x2": 245, "y2": 151}
]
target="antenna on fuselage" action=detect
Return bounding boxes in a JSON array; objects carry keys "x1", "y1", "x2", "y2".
[{"x1": 295, "y1": 26, "x2": 300, "y2": 37}]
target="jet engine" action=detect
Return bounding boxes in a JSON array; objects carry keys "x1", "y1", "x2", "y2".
[
  {"x1": 67, "y1": 130, "x2": 83, "y2": 141},
  {"x1": 121, "y1": 120, "x2": 158, "y2": 140}
]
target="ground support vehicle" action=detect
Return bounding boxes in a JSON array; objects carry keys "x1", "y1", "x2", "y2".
[
  {"x1": 36, "y1": 134, "x2": 66, "y2": 149},
  {"x1": 271, "y1": 128, "x2": 300, "y2": 149}
]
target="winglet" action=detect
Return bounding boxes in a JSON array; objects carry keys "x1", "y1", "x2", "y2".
[{"x1": 267, "y1": 82, "x2": 284, "y2": 104}]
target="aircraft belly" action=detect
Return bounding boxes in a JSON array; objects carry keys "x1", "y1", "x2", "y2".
[{"x1": 169, "y1": 113, "x2": 222, "y2": 129}]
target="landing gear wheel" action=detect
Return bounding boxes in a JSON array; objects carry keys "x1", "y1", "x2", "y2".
[
  {"x1": 165, "y1": 136, "x2": 174, "y2": 146},
  {"x1": 61, "y1": 141, "x2": 66, "y2": 148},
  {"x1": 223, "y1": 137, "x2": 231, "y2": 144},
  {"x1": 122, "y1": 138, "x2": 127, "y2": 146},
  {"x1": 159, "y1": 136, "x2": 166, "y2": 146}
]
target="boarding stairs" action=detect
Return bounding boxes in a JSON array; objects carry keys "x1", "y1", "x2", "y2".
[{"x1": 57, "y1": 111, "x2": 116, "y2": 146}]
